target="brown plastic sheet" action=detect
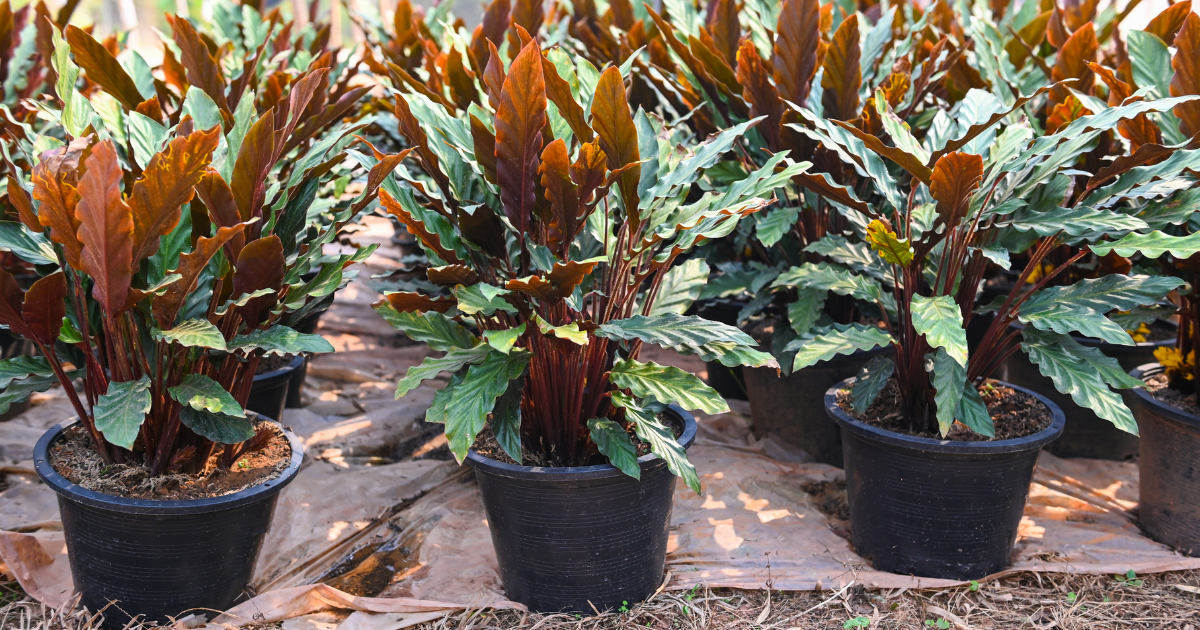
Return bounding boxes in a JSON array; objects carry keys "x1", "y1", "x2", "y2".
[{"x1": 2, "y1": 220, "x2": 1199, "y2": 627}]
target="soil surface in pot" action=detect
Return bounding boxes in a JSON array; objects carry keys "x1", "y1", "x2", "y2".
[
  {"x1": 1143, "y1": 373, "x2": 1200, "y2": 416},
  {"x1": 470, "y1": 414, "x2": 683, "y2": 466},
  {"x1": 256, "y1": 353, "x2": 297, "y2": 374},
  {"x1": 49, "y1": 422, "x2": 291, "y2": 500},
  {"x1": 836, "y1": 379, "x2": 1052, "y2": 441}
]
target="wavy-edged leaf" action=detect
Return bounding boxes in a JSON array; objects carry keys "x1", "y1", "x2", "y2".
[
  {"x1": 171, "y1": 16, "x2": 229, "y2": 113},
  {"x1": 533, "y1": 316, "x2": 589, "y2": 345},
  {"x1": 169, "y1": 374, "x2": 245, "y2": 417},
  {"x1": 851, "y1": 355, "x2": 894, "y2": 413},
  {"x1": 542, "y1": 56, "x2": 592, "y2": 143},
  {"x1": 229, "y1": 326, "x2": 335, "y2": 356},
  {"x1": 820, "y1": 13, "x2": 860, "y2": 121},
  {"x1": 373, "y1": 305, "x2": 476, "y2": 351},
  {"x1": 1146, "y1": 0, "x2": 1192, "y2": 44},
  {"x1": 395, "y1": 345, "x2": 492, "y2": 398},
  {"x1": 95, "y1": 376, "x2": 152, "y2": 450},
  {"x1": 0, "y1": 269, "x2": 26, "y2": 338},
  {"x1": 1091, "y1": 230, "x2": 1200, "y2": 258},
  {"x1": 1049, "y1": 21, "x2": 1097, "y2": 108},
  {"x1": 75, "y1": 140, "x2": 133, "y2": 318},
  {"x1": 865, "y1": 220, "x2": 913, "y2": 266},
  {"x1": 784, "y1": 323, "x2": 895, "y2": 371},
  {"x1": 928, "y1": 347, "x2": 966, "y2": 436},
  {"x1": 597, "y1": 313, "x2": 774, "y2": 367},
  {"x1": 129, "y1": 127, "x2": 221, "y2": 263},
  {"x1": 787, "y1": 287, "x2": 825, "y2": 336},
  {"x1": 610, "y1": 392, "x2": 700, "y2": 493},
  {"x1": 155, "y1": 318, "x2": 227, "y2": 350},
  {"x1": 490, "y1": 373, "x2": 524, "y2": 462},
  {"x1": 495, "y1": 39, "x2": 546, "y2": 235},
  {"x1": 588, "y1": 417, "x2": 640, "y2": 479},
  {"x1": 483, "y1": 323, "x2": 526, "y2": 354},
  {"x1": 65, "y1": 25, "x2": 143, "y2": 109},
  {"x1": 609, "y1": 359, "x2": 728, "y2": 414},
  {"x1": 649, "y1": 259, "x2": 709, "y2": 316},
  {"x1": 0, "y1": 356, "x2": 54, "y2": 390},
  {"x1": 957, "y1": 381, "x2": 994, "y2": 437},
  {"x1": 737, "y1": 38, "x2": 784, "y2": 150},
  {"x1": 232, "y1": 235, "x2": 284, "y2": 326},
  {"x1": 772, "y1": 261, "x2": 884, "y2": 303},
  {"x1": 646, "y1": 117, "x2": 763, "y2": 200},
  {"x1": 1019, "y1": 275, "x2": 1184, "y2": 344},
  {"x1": 1172, "y1": 12, "x2": 1200, "y2": 139},
  {"x1": 591, "y1": 66, "x2": 641, "y2": 223},
  {"x1": 930, "y1": 152, "x2": 984, "y2": 228},
  {"x1": 1021, "y1": 328, "x2": 1142, "y2": 434},
  {"x1": 152, "y1": 223, "x2": 246, "y2": 328},
  {"x1": 22, "y1": 273, "x2": 66, "y2": 346},
  {"x1": 773, "y1": 0, "x2": 821, "y2": 105},
  {"x1": 180, "y1": 407, "x2": 256, "y2": 444},
  {"x1": 454, "y1": 283, "x2": 515, "y2": 315},
  {"x1": 1000, "y1": 205, "x2": 1148, "y2": 236},
  {"x1": 443, "y1": 349, "x2": 530, "y2": 461},
  {"x1": 540, "y1": 137, "x2": 581, "y2": 248},
  {"x1": 912, "y1": 295, "x2": 967, "y2": 366},
  {"x1": 33, "y1": 137, "x2": 87, "y2": 268}
]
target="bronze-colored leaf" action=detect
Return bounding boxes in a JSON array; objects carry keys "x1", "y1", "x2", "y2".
[
  {"x1": 379, "y1": 189, "x2": 462, "y2": 265},
  {"x1": 511, "y1": 0, "x2": 544, "y2": 42},
  {"x1": 540, "y1": 138, "x2": 580, "y2": 254},
  {"x1": 66, "y1": 25, "x2": 144, "y2": 110},
  {"x1": 0, "y1": 268, "x2": 28, "y2": 337},
  {"x1": 161, "y1": 42, "x2": 188, "y2": 94},
  {"x1": 153, "y1": 223, "x2": 247, "y2": 328},
  {"x1": 32, "y1": 137, "x2": 88, "y2": 268},
  {"x1": 7, "y1": 176, "x2": 38, "y2": 231},
  {"x1": 611, "y1": 0, "x2": 635, "y2": 29},
  {"x1": 590, "y1": 67, "x2": 641, "y2": 225},
  {"x1": 470, "y1": 114, "x2": 498, "y2": 183},
  {"x1": 128, "y1": 126, "x2": 221, "y2": 264},
  {"x1": 74, "y1": 140, "x2": 133, "y2": 318},
  {"x1": 1172, "y1": 12, "x2": 1200, "y2": 139},
  {"x1": 505, "y1": 275, "x2": 558, "y2": 301},
  {"x1": 482, "y1": 40, "x2": 506, "y2": 112},
  {"x1": 542, "y1": 55, "x2": 593, "y2": 142},
  {"x1": 230, "y1": 108, "x2": 276, "y2": 224},
  {"x1": 831, "y1": 119, "x2": 933, "y2": 184},
  {"x1": 445, "y1": 47, "x2": 478, "y2": 111},
  {"x1": 427, "y1": 265, "x2": 480, "y2": 287},
  {"x1": 1146, "y1": 0, "x2": 1192, "y2": 44},
  {"x1": 456, "y1": 204, "x2": 509, "y2": 259},
  {"x1": 706, "y1": 0, "x2": 740, "y2": 67},
  {"x1": 1049, "y1": 21, "x2": 1096, "y2": 108},
  {"x1": 1061, "y1": 0, "x2": 1098, "y2": 33},
  {"x1": 1005, "y1": 9, "x2": 1051, "y2": 70},
  {"x1": 386, "y1": 291, "x2": 456, "y2": 313},
  {"x1": 737, "y1": 38, "x2": 784, "y2": 151},
  {"x1": 774, "y1": 0, "x2": 820, "y2": 105},
  {"x1": 571, "y1": 140, "x2": 608, "y2": 207},
  {"x1": 1089, "y1": 61, "x2": 1161, "y2": 150},
  {"x1": 172, "y1": 16, "x2": 229, "y2": 113},
  {"x1": 481, "y1": 0, "x2": 511, "y2": 54},
  {"x1": 821, "y1": 14, "x2": 861, "y2": 121},
  {"x1": 231, "y1": 235, "x2": 284, "y2": 328},
  {"x1": 22, "y1": 272, "x2": 66, "y2": 345},
  {"x1": 546, "y1": 258, "x2": 601, "y2": 296},
  {"x1": 1085, "y1": 142, "x2": 1173, "y2": 194},
  {"x1": 494, "y1": 39, "x2": 547, "y2": 235},
  {"x1": 1047, "y1": 8, "x2": 1071, "y2": 50},
  {"x1": 929, "y1": 152, "x2": 984, "y2": 230},
  {"x1": 193, "y1": 169, "x2": 245, "y2": 262}
]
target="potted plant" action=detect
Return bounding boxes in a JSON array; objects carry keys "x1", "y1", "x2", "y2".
[
  {"x1": 787, "y1": 51, "x2": 1199, "y2": 577},
  {"x1": 375, "y1": 34, "x2": 799, "y2": 611},
  {"x1": 0, "y1": 21, "x2": 400, "y2": 625}
]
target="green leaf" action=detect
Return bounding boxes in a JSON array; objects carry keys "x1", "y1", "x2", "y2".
[
  {"x1": 126, "y1": 112, "x2": 168, "y2": 170},
  {"x1": 644, "y1": 117, "x2": 764, "y2": 200},
  {"x1": 609, "y1": 359, "x2": 728, "y2": 414},
  {"x1": 755, "y1": 205, "x2": 799, "y2": 247},
  {"x1": 491, "y1": 375, "x2": 524, "y2": 463},
  {"x1": 0, "y1": 356, "x2": 54, "y2": 389},
  {"x1": 1109, "y1": 304, "x2": 1174, "y2": 330},
  {"x1": 483, "y1": 324, "x2": 526, "y2": 354},
  {"x1": 875, "y1": 92, "x2": 931, "y2": 164},
  {"x1": 0, "y1": 222, "x2": 58, "y2": 265},
  {"x1": 999, "y1": 205, "x2": 1148, "y2": 236},
  {"x1": 649, "y1": 259, "x2": 709, "y2": 316},
  {"x1": 956, "y1": 382, "x2": 994, "y2": 437},
  {"x1": 168, "y1": 374, "x2": 245, "y2": 417},
  {"x1": 588, "y1": 417, "x2": 640, "y2": 479},
  {"x1": 1128, "y1": 30, "x2": 1172, "y2": 98},
  {"x1": 394, "y1": 345, "x2": 492, "y2": 398},
  {"x1": 230, "y1": 326, "x2": 335, "y2": 356},
  {"x1": 533, "y1": 316, "x2": 590, "y2": 345},
  {"x1": 772, "y1": 262, "x2": 884, "y2": 303},
  {"x1": 1019, "y1": 275, "x2": 1185, "y2": 345},
  {"x1": 154, "y1": 318, "x2": 227, "y2": 350},
  {"x1": 912, "y1": 295, "x2": 968, "y2": 366},
  {"x1": 94, "y1": 376, "x2": 152, "y2": 450},
  {"x1": 787, "y1": 288, "x2": 826, "y2": 335},
  {"x1": 1091, "y1": 231, "x2": 1200, "y2": 259},
  {"x1": 851, "y1": 355, "x2": 894, "y2": 413},
  {"x1": 596, "y1": 313, "x2": 774, "y2": 367},
  {"x1": 0, "y1": 374, "x2": 65, "y2": 415},
  {"x1": 928, "y1": 348, "x2": 966, "y2": 436},
  {"x1": 805, "y1": 235, "x2": 890, "y2": 280},
  {"x1": 785, "y1": 323, "x2": 895, "y2": 371},
  {"x1": 611, "y1": 392, "x2": 700, "y2": 494},
  {"x1": 59, "y1": 317, "x2": 83, "y2": 344},
  {"x1": 182, "y1": 86, "x2": 224, "y2": 132},
  {"x1": 374, "y1": 304, "x2": 476, "y2": 351},
  {"x1": 444, "y1": 350, "x2": 531, "y2": 462},
  {"x1": 1021, "y1": 328, "x2": 1142, "y2": 434},
  {"x1": 50, "y1": 24, "x2": 95, "y2": 138},
  {"x1": 179, "y1": 407, "x2": 256, "y2": 444},
  {"x1": 454, "y1": 283, "x2": 516, "y2": 315}
]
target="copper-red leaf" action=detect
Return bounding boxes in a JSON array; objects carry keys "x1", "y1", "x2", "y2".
[
  {"x1": 737, "y1": 38, "x2": 784, "y2": 151},
  {"x1": 22, "y1": 272, "x2": 66, "y2": 346},
  {"x1": 232, "y1": 235, "x2": 284, "y2": 329},
  {"x1": 32, "y1": 137, "x2": 88, "y2": 269},
  {"x1": 74, "y1": 140, "x2": 133, "y2": 318},
  {"x1": 128, "y1": 126, "x2": 221, "y2": 264},
  {"x1": 494, "y1": 39, "x2": 547, "y2": 236},
  {"x1": 66, "y1": 25, "x2": 144, "y2": 110},
  {"x1": 821, "y1": 13, "x2": 861, "y2": 121},
  {"x1": 929, "y1": 152, "x2": 984, "y2": 230},
  {"x1": 1172, "y1": 12, "x2": 1200, "y2": 139},
  {"x1": 590, "y1": 66, "x2": 641, "y2": 225}
]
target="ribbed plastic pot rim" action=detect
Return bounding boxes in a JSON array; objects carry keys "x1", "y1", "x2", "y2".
[
  {"x1": 465, "y1": 405, "x2": 697, "y2": 481},
  {"x1": 253, "y1": 353, "x2": 306, "y2": 384},
  {"x1": 34, "y1": 414, "x2": 304, "y2": 515},
  {"x1": 1129, "y1": 363, "x2": 1200, "y2": 433},
  {"x1": 825, "y1": 378, "x2": 1065, "y2": 455}
]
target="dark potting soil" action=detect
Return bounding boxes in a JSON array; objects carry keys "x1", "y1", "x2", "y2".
[
  {"x1": 256, "y1": 353, "x2": 297, "y2": 374},
  {"x1": 1143, "y1": 373, "x2": 1200, "y2": 416},
  {"x1": 49, "y1": 422, "x2": 291, "y2": 500},
  {"x1": 469, "y1": 413, "x2": 684, "y2": 467},
  {"x1": 1136, "y1": 320, "x2": 1177, "y2": 343},
  {"x1": 836, "y1": 378, "x2": 1052, "y2": 441}
]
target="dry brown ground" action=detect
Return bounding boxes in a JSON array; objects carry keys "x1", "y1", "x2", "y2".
[{"x1": 3, "y1": 570, "x2": 1198, "y2": 629}]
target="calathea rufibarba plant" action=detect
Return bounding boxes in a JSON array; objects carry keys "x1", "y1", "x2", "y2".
[
  {"x1": 376, "y1": 36, "x2": 805, "y2": 491},
  {"x1": 785, "y1": 85, "x2": 1200, "y2": 437},
  {"x1": 0, "y1": 23, "x2": 405, "y2": 476}
]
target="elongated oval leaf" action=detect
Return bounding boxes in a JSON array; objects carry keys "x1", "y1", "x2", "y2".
[
  {"x1": 230, "y1": 326, "x2": 335, "y2": 356},
  {"x1": 588, "y1": 417, "x2": 640, "y2": 480},
  {"x1": 169, "y1": 374, "x2": 245, "y2": 417},
  {"x1": 609, "y1": 359, "x2": 728, "y2": 414},
  {"x1": 494, "y1": 39, "x2": 546, "y2": 236},
  {"x1": 785, "y1": 323, "x2": 894, "y2": 371},
  {"x1": 911, "y1": 295, "x2": 968, "y2": 367},
  {"x1": 179, "y1": 407, "x2": 256, "y2": 444},
  {"x1": 95, "y1": 376, "x2": 152, "y2": 450}
]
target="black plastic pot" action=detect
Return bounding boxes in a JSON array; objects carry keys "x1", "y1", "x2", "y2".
[
  {"x1": 744, "y1": 346, "x2": 887, "y2": 466},
  {"x1": 33, "y1": 418, "x2": 303, "y2": 628},
  {"x1": 1003, "y1": 322, "x2": 1170, "y2": 460},
  {"x1": 465, "y1": 406, "x2": 696, "y2": 613},
  {"x1": 247, "y1": 354, "x2": 305, "y2": 421},
  {"x1": 283, "y1": 312, "x2": 323, "y2": 409},
  {"x1": 826, "y1": 379, "x2": 1064, "y2": 580},
  {"x1": 694, "y1": 299, "x2": 747, "y2": 400},
  {"x1": 1127, "y1": 364, "x2": 1200, "y2": 557}
]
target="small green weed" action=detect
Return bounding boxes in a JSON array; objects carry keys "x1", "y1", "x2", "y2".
[
  {"x1": 1113, "y1": 570, "x2": 1144, "y2": 587},
  {"x1": 844, "y1": 616, "x2": 870, "y2": 628},
  {"x1": 925, "y1": 619, "x2": 950, "y2": 629}
]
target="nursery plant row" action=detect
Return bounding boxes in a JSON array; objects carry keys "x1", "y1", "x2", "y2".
[{"x1": 0, "y1": 0, "x2": 1198, "y2": 625}]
